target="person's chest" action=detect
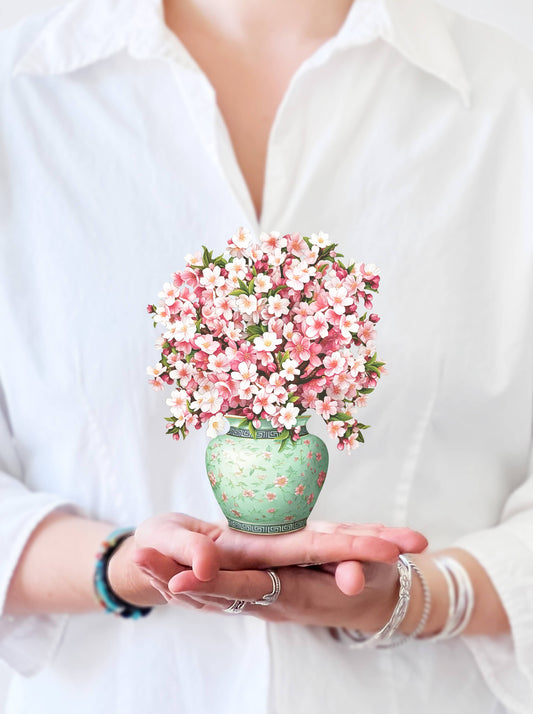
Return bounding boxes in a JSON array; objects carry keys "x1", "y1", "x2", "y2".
[{"x1": 2, "y1": 49, "x2": 532, "y2": 532}]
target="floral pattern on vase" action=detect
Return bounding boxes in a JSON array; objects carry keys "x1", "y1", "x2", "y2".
[{"x1": 205, "y1": 415, "x2": 329, "y2": 534}]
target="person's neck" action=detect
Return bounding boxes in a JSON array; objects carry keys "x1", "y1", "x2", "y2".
[{"x1": 164, "y1": 0, "x2": 355, "y2": 44}]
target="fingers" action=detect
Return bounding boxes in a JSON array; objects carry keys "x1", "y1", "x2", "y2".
[
  {"x1": 134, "y1": 513, "x2": 428, "y2": 590},
  {"x1": 217, "y1": 528, "x2": 401, "y2": 570},
  {"x1": 169, "y1": 567, "x2": 278, "y2": 602},
  {"x1": 133, "y1": 547, "x2": 186, "y2": 581},
  {"x1": 306, "y1": 521, "x2": 428, "y2": 554},
  {"x1": 135, "y1": 514, "x2": 222, "y2": 581},
  {"x1": 334, "y1": 560, "x2": 365, "y2": 596}
]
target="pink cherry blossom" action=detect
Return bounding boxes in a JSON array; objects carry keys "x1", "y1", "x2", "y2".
[
  {"x1": 260, "y1": 231, "x2": 286, "y2": 253},
  {"x1": 287, "y1": 332, "x2": 312, "y2": 362},
  {"x1": 254, "y1": 273, "x2": 273, "y2": 293},
  {"x1": 208, "y1": 352, "x2": 232, "y2": 372},
  {"x1": 327, "y1": 421, "x2": 347, "y2": 439},
  {"x1": 304, "y1": 312, "x2": 328, "y2": 339},
  {"x1": 278, "y1": 403, "x2": 299, "y2": 429},
  {"x1": 327, "y1": 286, "x2": 352, "y2": 315},
  {"x1": 149, "y1": 228, "x2": 383, "y2": 451},
  {"x1": 231, "y1": 361, "x2": 258, "y2": 388},
  {"x1": 279, "y1": 359, "x2": 300, "y2": 381},
  {"x1": 206, "y1": 413, "x2": 230, "y2": 438},
  {"x1": 323, "y1": 352, "x2": 346, "y2": 377},
  {"x1": 158, "y1": 282, "x2": 178, "y2": 306},
  {"x1": 235, "y1": 294, "x2": 258, "y2": 315},
  {"x1": 252, "y1": 388, "x2": 278, "y2": 416},
  {"x1": 267, "y1": 294, "x2": 290, "y2": 317},
  {"x1": 314, "y1": 397, "x2": 339, "y2": 419},
  {"x1": 254, "y1": 332, "x2": 282, "y2": 352},
  {"x1": 200, "y1": 266, "x2": 225, "y2": 290},
  {"x1": 230, "y1": 227, "x2": 251, "y2": 250},
  {"x1": 310, "y1": 231, "x2": 330, "y2": 248}
]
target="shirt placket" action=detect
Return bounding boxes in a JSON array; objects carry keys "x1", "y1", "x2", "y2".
[
  {"x1": 126, "y1": 5, "x2": 258, "y2": 231},
  {"x1": 260, "y1": 0, "x2": 384, "y2": 233},
  {"x1": 126, "y1": 0, "x2": 383, "y2": 236}
]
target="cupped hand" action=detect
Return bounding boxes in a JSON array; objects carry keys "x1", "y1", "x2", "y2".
[
  {"x1": 120, "y1": 513, "x2": 427, "y2": 607},
  {"x1": 153, "y1": 559, "x2": 403, "y2": 631}
]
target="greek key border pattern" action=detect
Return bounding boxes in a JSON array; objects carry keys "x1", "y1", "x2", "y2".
[
  {"x1": 226, "y1": 518, "x2": 308, "y2": 534},
  {"x1": 228, "y1": 426, "x2": 308, "y2": 439}
]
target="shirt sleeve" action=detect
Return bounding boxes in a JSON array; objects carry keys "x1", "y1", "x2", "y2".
[
  {"x1": 0, "y1": 387, "x2": 79, "y2": 677},
  {"x1": 454, "y1": 459, "x2": 533, "y2": 714}
]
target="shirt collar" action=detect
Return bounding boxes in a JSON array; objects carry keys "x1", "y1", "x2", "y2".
[{"x1": 14, "y1": 0, "x2": 470, "y2": 105}]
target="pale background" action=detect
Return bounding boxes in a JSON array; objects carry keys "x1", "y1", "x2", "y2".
[
  {"x1": 2, "y1": 0, "x2": 533, "y2": 46},
  {"x1": 0, "y1": 0, "x2": 532, "y2": 705}
]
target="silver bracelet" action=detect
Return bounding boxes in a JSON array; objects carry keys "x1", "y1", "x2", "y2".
[
  {"x1": 408, "y1": 559, "x2": 431, "y2": 639},
  {"x1": 332, "y1": 554, "x2": 413, "y2": 649},
  {"x1": 428, "y1": 556, "x2": 474, "y2": 640}
]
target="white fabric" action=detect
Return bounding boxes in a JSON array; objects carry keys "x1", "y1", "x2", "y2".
[{"x1": 0, "y1": 0, "x2": 532, "y2": 711}]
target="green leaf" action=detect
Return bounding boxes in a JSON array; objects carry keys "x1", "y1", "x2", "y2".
[
  {"x1": 274, "y1": 429, "x2": 290, "y2": 441},
  {"x1": 246, "y1": 324, "x2": 266, "y2": 337},
  {"x1": 248, "y1": 422, "x2": 257, "y2": 439},
  {"x1": 238, "y1": 417, "x2": 249, "y2": 428},
  {"x1": 271, "y1": 284, "x2": 288, "y2": 295},
  {"x1": 358, "y1": 388, "x2": 374, "y2": 395},
  {"x1": 331, "y1": 412, "x2": 353, "y2": 422},
  {"x1": 277, "y1": 437, "x2": 290, "y2": 453},
  {"x1": 366, "y1": 365, "x2": 382, "y2": 375},
  {"x1": 202, "y1": 245, "x2": 212, "y2": 267},
  {"x1": 356, "y1": 432, "x2": 365, "y2": 443},
  {"x1": 229, "y1": 289, "x2": 247, "y2": 297}
]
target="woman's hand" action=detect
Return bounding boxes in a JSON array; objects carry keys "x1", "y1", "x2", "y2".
[
  {"x1": 145, "y1": 559, "x2": 402, "y2": 631},
  {"x1": 109, "y1": 513, "x2": 427, "y2": 609}
]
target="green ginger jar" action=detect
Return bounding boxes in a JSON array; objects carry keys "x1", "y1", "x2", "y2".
[{"x1": 205, "y1": 415, "x2": 329, "y2": 534}]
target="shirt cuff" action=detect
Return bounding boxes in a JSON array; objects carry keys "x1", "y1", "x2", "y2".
[
  {"x1": 0, "y1": 495, "x2": 79, "y2": 676},
  {"x1": 454, "y1": 524, "x2": 533, "y2": 714}
]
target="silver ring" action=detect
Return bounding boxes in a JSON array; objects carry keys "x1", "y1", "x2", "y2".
[
  {"x1": 252, "y1": 569, "x2": 281, "y2": 606},
  {"x1": 224, "y1": 599, "x2": 247, "y2": 614}
]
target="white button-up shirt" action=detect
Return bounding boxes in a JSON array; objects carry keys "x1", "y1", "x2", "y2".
[{"x1": 1, "y1": 0, "x2": 533, "y2": 712}]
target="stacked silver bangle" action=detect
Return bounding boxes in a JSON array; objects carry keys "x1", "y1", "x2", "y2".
[
  {"x1": 332, "y1": 554, "x2": 474, "y2": 649},
  {"x1": 428, "y1": 555, "x2": 475, "y2": 640},
  {"x1": 333, "y1": 555, "x2": 419, "y2": 649}
]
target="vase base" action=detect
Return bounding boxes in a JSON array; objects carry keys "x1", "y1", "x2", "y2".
[{"x1": 226, "y1": 517, "x2": 308, "y2": 535}]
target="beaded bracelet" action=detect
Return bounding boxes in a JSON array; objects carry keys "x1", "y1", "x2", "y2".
[{"x1": 94, "y1": 527, "x2": 152, "y2": 620}]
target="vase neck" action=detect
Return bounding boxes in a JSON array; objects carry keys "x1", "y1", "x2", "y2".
[{"x1": 226, "y1": 415, "x2": 310, "y2": 439}]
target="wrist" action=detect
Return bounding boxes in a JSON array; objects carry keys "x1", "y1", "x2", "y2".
[{"x1": 106, "y1": 534, "x2": 166, "y2": 608}]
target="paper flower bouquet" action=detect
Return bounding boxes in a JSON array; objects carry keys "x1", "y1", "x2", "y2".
[{"x1": 147, "y1": 229, "x2": 384, "y2": 532}]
